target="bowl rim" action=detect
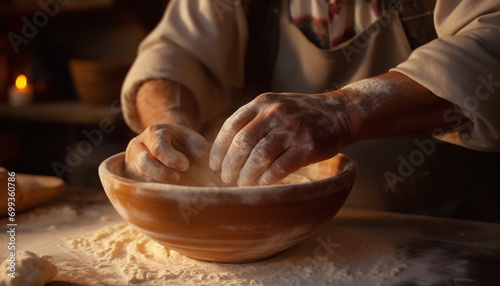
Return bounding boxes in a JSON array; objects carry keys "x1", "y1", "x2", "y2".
[{"x1": 98, "y1": 152, "x2": 357, "y2": 199}]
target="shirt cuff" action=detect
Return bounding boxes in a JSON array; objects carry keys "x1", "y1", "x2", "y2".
[
  {"x1": 392, "y1": 36, "x2": 500, "y2": 151},
  {"x1": 121, "y1": 40, "x2": 230, "y2": 134}
]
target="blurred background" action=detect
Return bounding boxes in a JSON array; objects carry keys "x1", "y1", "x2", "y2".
[
  {"x1": 0, "y1": 0, "x2": 168, "y2": 186},
  {"x1": 1, "y1": 0, "x2": 499, "y2": 223}
]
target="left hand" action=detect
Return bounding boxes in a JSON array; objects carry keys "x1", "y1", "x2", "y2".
[
  {"x1": 124, "y1": 124, "x2": 210, "y2": 184},
  {"x1": 209, "y1": 91, "x2": 353, "y2": 186}
]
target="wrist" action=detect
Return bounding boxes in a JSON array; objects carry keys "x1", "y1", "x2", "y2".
[
  {"x1": 321, "y1": 89, "x2": 361, "y2": 148},
  {"x1": 335, "y1": 87, "x2": 369, "y2": 144},
  {"x1": 137, "y1": 79, "x2": 199, "y2": 130}
]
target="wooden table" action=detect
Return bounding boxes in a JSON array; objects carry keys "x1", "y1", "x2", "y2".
[{"x1": 1, "y1": 186, "x2": 499, "y2": 285}]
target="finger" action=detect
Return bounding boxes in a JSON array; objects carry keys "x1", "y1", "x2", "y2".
[
  {"x1": 144, "y1": 126, "x2": 190, "y2": 171},
  {"x1": 236, "y1": 131, "x2": 293, "y2": 186},
  {"x1": 257, "y1": 146, "x2": 308, "y2": 186},
  {"x1": 172, "y1": 125, "x2": 210, "y2": 164},
  {"x1": 126, "y1": 139, "x2": 181, "y2": 183},
  {"x1": 210, "y1": 105, "x2": 257, "y2": 171},
  {"x1": 220, "y1": 124, "x2": 269, "y2": 184}
]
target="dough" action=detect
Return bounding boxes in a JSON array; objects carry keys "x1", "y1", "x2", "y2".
[
  {"x1": 277, "y1": 173, "x2": 312, "y2": 185},
  {"x1": 0, "y1": 251, "x2": 58, "y2": 286}
]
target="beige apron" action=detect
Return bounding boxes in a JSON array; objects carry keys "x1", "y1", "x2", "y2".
[{"x1": 272, "y1": 0, "x2": 412, "y2": 93}]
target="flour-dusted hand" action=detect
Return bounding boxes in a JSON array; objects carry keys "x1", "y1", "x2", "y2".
[
  {"x1": 209, "y1": 92, "x2": 353, "y2": 186},
  {"x1": 125, "y1": 124, "x2": 210, "y2": 183}
]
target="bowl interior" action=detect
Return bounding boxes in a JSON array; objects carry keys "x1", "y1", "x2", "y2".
[{"x1": 101, "y1": 152, "x2": 355, "y2": 188}]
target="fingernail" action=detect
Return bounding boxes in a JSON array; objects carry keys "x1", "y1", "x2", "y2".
[
  {"x1": 209, "y1": 156, "x2": 220, "y2": 171},
  {"x1": 168, "y1": 172, "x2": 180, "y2": 183}
]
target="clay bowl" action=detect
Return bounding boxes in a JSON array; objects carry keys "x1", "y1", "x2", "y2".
[
  {"x1": 68, "y1": 59, "x2": 130, "y2": 106},
  {"x1": 98, "y1": 152, "x2": 357, "y2": 263}
]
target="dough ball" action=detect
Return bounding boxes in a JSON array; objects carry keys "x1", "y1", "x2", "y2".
[{"x1": 0, "y1": 251, "x2": 58, "y2": 286}]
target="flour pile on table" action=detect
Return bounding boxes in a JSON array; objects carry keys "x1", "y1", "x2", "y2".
[
  {"x1": 0, "y1": 203, "x2": 110, "y2": 285},
  {"x1": 65, "y1": 222, "x2": 409, "y2": 286},
  {"x1": 15, "y1": 205, "x2": 77, "y2": 225},
  {"x1": 0, "y1": 206, "x2": 75, "y2": 286}
]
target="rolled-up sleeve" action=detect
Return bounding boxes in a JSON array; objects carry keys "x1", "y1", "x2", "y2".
[
  {"x1": 392, "y1": 1, "x2": 500, "y2": 151},
  {"x1": 121, "y1": 0, "x2": 248, "y2": 133}
]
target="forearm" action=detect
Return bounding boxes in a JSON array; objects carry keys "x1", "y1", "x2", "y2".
[
  {"x1": 337, "y1": 71, "x2": 467, "y2": 144},
  {"x1": 136, "y1": 79, "x2": 199, "y2": 130}
]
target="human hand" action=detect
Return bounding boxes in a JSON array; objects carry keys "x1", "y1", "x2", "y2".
[
  {"x1": 209, "y1": 92, "x2": 353, "y2": 186},
  {"x1": 125, "y1": 124, "x2": 210, "y2": 183}
]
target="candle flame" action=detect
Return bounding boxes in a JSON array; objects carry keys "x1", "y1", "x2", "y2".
[{"x1": 15, "y1": 75, "x2": 28, "y2": 89}]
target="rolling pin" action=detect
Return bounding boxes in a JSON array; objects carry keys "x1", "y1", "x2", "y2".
[{"x1": 1, "y1": 167, "x2": 66, "y2": 217}]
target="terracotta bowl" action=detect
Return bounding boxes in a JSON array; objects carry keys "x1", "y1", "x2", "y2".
[{"x1": 98, "y1": 152, "x2": 357, "y2": 263}]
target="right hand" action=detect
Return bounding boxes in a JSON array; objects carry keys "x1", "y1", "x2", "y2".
[{"x1": 125, "y1": 124, "x2": 210, "y2": 183}]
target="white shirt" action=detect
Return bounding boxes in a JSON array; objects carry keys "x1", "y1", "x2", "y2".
[{"x1": 121, "y1": 0, "x2": 500, "y2": 152}]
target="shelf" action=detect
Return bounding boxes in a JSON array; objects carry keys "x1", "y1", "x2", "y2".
[{"x1": 0, "y1": 100, "x2": 120, "y2": 125}]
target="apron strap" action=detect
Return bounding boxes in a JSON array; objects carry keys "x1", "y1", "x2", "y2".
[
  {"x1": 395, "y1": 0, "x2": 438, "y2": 49},
  {"x1": 244, "y1": 0, "x2": 282, "y2": 94}
]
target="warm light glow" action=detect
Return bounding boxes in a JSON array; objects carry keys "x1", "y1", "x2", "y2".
[{"x1": 15, "y1": 75, "x2": 28, "y2": 90}]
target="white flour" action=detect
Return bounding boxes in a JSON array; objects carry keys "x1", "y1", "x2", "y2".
[
  {"x1": 65, "y1": 222, "x2": 408, "y2": 286},
  {"x1": 0, "y1": 202, "x2": 115, "y2": 285},
  {"x1": 0, "y1": 201, "x2": 470, "y2": 285},
  {"x1": 342, "y1": 78, "x2": 392, "y2": 97},
  {"x1": 341, "y1": 78, "x2": 394, "y2": 118},
  {"x1": 15, "y1": 206, "x2": 77, "y2": 225}
]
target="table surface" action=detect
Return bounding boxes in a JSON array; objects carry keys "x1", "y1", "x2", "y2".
[{"x1": 1, "y1": 186, "x2": 499, "y2": 286}]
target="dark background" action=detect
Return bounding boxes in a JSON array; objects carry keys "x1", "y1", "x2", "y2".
[
  {"x1": 1, "y1": 0, "x2": 499, "y2": 223},
  {"x1": 0, "y1": 0, "x2": 169, "y2": 185}
]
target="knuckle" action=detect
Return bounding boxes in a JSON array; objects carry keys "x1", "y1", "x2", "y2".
[
  {"x1": 221, "y1": 119, "x2": 237, "y2": 133},
  {"x1": 251, "y1": 146, "x2": 273, "y2": 165},
  {"x1": 271, "y1": 159, "x2": 291, "y2": 176},
  {"x1": 126, "y1": 151, "x2": 149, "y2": 177},
  {"x1": 126, "y1": 140, "x2": 143, "y2": 162},
  {"x1": 258, "y1": 92, "x2": 278, "y2": 102},
  {"x1": 232, "y1": 131, "x2": 254, "y2": 149},
  {"x1": 274, "y1": 114, "x2": 295, "y2": 128},
  {"x1": 124, "y1": 153, "x2": 138, "y2": 173},
  {"x1": 146, "y1": 124, "x2": 170, "y2": 135},
  {"x1": 148, "y1": 140, "x2": 163, "y2": 157},
  {"x1": 266, "y1": 103, "x2": 284, "y2": 117},
  {"x1": 127, "y1": 136, "x2": 141, "y2": 148},
  {"x1": 145, "y1": 124, "x2": 161, "y2": 133},
  {"x1": 135, "y1": 150, "x2": 150, "y2": 168},
  {"x1": 266, "y1": 104, "x2": 297, "y2": 128}
]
